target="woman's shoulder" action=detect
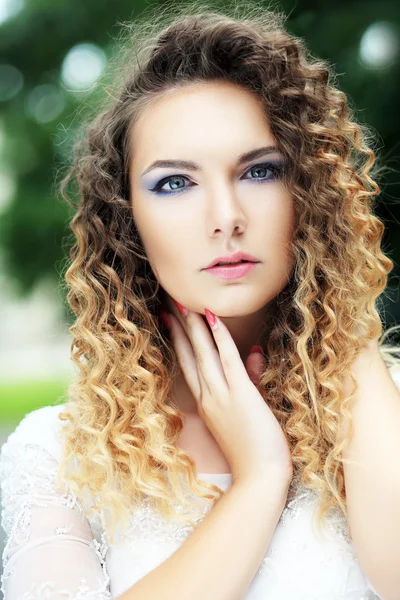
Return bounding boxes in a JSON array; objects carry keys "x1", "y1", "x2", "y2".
[{"x1": 1, "y1": 403, "x2": 70, "y2": 463}]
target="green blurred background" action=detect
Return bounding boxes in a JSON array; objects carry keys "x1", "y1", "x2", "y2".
[{"x1": 1, "y1": 0, "x2": 400, "y2": 431}]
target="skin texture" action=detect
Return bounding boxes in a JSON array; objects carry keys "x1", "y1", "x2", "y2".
[{"x1": 129, "y1": 80, "x2": 296, "y2": 415}]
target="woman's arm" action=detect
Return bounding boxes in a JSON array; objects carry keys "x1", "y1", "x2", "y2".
[
  {"x1": 118, "y1": 474, "x2": 290, "y2": 600},
  {"x1": 341, "y1": 341, "x2": 400, "y2": 600},
  {"x1": 0, "y1": 438, "x2": 111, "y2": 600}
]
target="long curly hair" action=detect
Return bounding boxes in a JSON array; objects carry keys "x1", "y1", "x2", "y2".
[{"x1": 56, "y1": 0, "x2": 400, "y2": 545}]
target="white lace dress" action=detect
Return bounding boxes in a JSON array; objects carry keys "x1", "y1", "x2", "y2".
[{"x1": 2, "y1": 372, "x2": 399, "y2": 599}]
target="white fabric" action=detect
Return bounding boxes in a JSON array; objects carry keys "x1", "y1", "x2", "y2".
[{"x1": 2, "y1": 369, "x2": 399, "y2": 599}]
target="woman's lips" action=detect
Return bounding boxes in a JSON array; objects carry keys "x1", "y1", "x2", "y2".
[{"x1": 203, "y1": 261, "x2": 258, "y2": 280}]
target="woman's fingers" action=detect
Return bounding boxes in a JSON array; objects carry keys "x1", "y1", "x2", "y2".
[
  {"x1": 167, "y1": 300, "x2": 265, "y2": 416},
  {"x1": 201, "y1": 310, "x2": 251, "y2": 390},
  {"x1": 245, "y1": 351, "x2": 266, "y2": 386},
  {"x1": 170, "y1": 310, "x2": 228, "y2": 400},
  {"x1": 167, "y1": 313, "x2": 202, "y2": 401},
  {"x1": 171, "y1": 304, "x2": 251, "y2": 394}
]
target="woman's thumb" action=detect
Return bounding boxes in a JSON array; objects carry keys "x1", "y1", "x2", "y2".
[{"x1": 245, "y1": 346, "x2": 266, "y2": 386}]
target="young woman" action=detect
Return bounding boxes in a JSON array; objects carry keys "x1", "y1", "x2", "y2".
[{"x1": 1, "y1": 2, "x2": 400, "y2": 599}]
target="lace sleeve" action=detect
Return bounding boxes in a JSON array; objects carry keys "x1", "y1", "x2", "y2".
[{"x1": 0, "y1": 437, "x2": 112, "y2": 600}]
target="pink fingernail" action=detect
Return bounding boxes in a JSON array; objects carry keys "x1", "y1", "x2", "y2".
[
  {"x1": 251, "y1": 345, "x2": 264, "y2": 355},
  {"x1": 205, "y1": 308, "x2": 218, "y2": 329},
  {"x1": 171, "y1": 298, "x2": 188, "y2": 316}
]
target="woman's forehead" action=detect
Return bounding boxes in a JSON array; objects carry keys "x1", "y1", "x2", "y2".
[{"x1": 130, "y1": 82, "x2": 276, "y2": 172}]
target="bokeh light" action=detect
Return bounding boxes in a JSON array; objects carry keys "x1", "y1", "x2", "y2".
[
  {"x1": 0, "y1": 64, "x2": 23, "y2": 102},
  {"x1": 0, "y1": 0, "x2": 24, "y2": 26},
  {"x1": 60, "y1": 42, "x2": 107, "y2": 91},
  {"x1": 25, "y1": 83, "x2": 66, "y2": 124},
  {"x1": 359, "y1": 21, "x2": 400, "y2": 68}
]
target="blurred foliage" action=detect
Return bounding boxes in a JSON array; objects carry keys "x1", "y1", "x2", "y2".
[
  {"x1": 0, "y1": 379, "x2": 70, "y2": 424},
  {"x1": 0, "y1": 0, "x2": 399, "y2": 325}
]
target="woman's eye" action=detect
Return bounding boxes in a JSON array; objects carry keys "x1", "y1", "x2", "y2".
[
  {"x1": 242, "y1": 163, "x2": 284, "y2": 182},
  {"x1": 149, "y1": 161, "x2": 284, "y2": 196},
  {"x1": 151, "y1": 175, "x2": 190, "y2": 195}
]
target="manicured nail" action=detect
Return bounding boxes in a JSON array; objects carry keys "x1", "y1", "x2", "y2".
[
  {"x1": 160, "y1": 308, "x2": 171, "y2": 328},
  {"x1": 205, "y1": 308, "x2": 218, "y2": 330},
  {"x1": 171, "y1": 298, "x2": 188, "y2": 316},
  {"x1": 251, "y1": 345, "x2": 264, "y2": 355}
]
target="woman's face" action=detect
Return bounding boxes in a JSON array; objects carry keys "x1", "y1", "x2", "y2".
[{"x1": 129, "y1": 81, "x2": 296, "y2": 319}]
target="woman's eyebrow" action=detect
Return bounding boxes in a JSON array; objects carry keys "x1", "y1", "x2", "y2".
[{"x1": 140, "y1": 145, "x2": 283, "y2": 177}]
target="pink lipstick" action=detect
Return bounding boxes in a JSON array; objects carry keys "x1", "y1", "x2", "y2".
[{"x1": 204, "y1": 261, "x2": 258, "y2": 280}]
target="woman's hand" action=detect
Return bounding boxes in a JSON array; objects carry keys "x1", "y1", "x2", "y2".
[{"x1": 162, "y1": 302, "x2": 293, "y2": 488}]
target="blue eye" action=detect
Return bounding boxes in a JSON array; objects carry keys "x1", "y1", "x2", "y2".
[{"x1": 148, "y1": 161, "x2": 286, "y2": 196}]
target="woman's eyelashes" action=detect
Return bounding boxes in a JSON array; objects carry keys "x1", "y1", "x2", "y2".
[{"x1": 148, "y1": 160, "x2": 286, "y2": 196}]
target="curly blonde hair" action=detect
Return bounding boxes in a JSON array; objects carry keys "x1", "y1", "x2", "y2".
[{"x1": 56, "y1": 0, "x2": 400, "y2": 545}]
